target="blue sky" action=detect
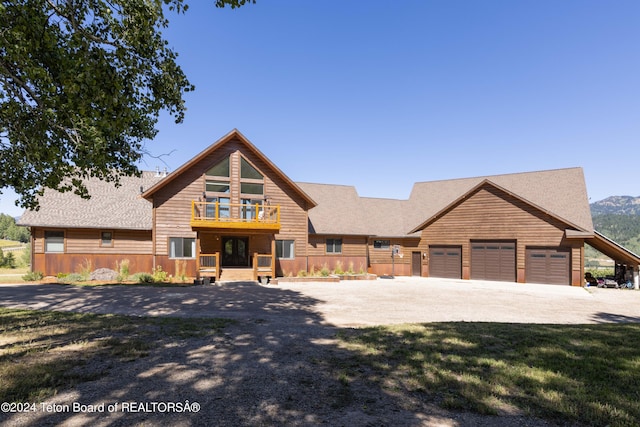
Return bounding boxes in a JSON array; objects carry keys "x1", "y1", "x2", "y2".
[{"x1": 1, "y1": 0, "x2": 639, "y2": 217}]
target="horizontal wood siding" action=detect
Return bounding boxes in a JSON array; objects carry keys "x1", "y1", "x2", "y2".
[
  {"x1": 421, "y1": 185, "x2": 573, "y2": 282},
  {"x1": 30, "y1": 227, "x2": 153, "y2": 276},
  {"x1": 64, "y1": 229, "x2": 152, "y2": 254},
  {"x1": 152, "y1": 139, "x2": 310, "y2": 272},
  {"x1": 368, "y1": 238, "x2": 420, "y2": 267},
  {"x1": 37, "y1": 254, "x2": 153, "y2": 277},
  {"x1": 307, "y1": 235, "x2": 367, "y2": 257}
]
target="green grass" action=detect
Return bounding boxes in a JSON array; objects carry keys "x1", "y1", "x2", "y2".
[
  {"x1": 0, "y1": 266, "x2": 29, "y2": 283},
  {"x1": 336, "y1": 323, "x2": 640, "y2": 426},
  {"x1": 0, "y1": 240, "x2": 23, "y2": 248},
  {"x1": 2, "y1": 308, "x2": 639, "y2": 426},
  {"x1": 0, "y1": 308, "x2": 234, "y2": 402}
]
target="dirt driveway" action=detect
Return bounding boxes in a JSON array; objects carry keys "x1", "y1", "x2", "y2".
[
  {"x1": 1, "y1": 278, "x2": 639, "y2": 427},
  {"x1": 0, "y1": 277, "x2": 638, "y2": 326}
]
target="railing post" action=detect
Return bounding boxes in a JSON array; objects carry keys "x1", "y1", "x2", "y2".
[{"x1": 253, "y1": 252, "x2": 258, "y2": 281}]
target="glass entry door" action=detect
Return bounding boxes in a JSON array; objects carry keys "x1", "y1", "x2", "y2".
[{"x1": 222, "y1": 237, "x2": 249, "y2": 267}]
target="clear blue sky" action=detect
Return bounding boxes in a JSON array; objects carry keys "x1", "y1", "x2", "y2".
[{"x1": 1, "y1": 0, "x2": 639, "y2": 217}]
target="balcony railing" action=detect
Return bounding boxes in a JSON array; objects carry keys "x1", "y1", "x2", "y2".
[{"x1": 190, "y1": 201, "x2": 280, "y2": 230}]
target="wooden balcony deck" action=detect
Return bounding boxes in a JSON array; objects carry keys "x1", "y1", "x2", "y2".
[{"x1": 190, "y1": 201, "x2": 280, "y2": 231}]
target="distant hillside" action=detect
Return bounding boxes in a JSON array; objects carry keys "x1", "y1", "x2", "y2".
[
  {"x1": 590, "y1": 196, "x2": 640, "y2": 256},
  {"x1": 590, "y1": 196, "x2": 640, "y2": 216}
]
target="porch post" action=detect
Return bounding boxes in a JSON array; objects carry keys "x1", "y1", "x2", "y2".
[
  {"x1": 634, "y1": 267, "x2": 639, "y2": 290},
  {"x1": 271, "y1": 238, "x2": 276, "y2": 278},
  {"x1": 196, "y1": 233, "x2": 201, "y2": 280}
]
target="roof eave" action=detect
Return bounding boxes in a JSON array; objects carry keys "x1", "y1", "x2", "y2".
[
  {"x1": 409, "y1": 179, "x2": 590, "y2": 234},
  {"x1": 141, "y1": 129, "x2": 317, "y2": 208}
]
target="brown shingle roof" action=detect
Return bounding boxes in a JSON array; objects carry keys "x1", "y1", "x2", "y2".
[
  {"x1": 18, "y1": 172, "x2": 164, "y2": 230},
  {"x1": 299, "y1": 167, "x2": 593, "y2": 237}
]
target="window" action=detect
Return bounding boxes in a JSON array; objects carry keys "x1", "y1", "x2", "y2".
[
  {"x1": 276, "y1": 240, "x2": 295, "y2": 259},
  {"x1": 45, "y1": 231, "x2": 64, "y2": 253},
  {"x1": 242, "y1": 199, "x2": 263, "y2": 220},
  {"x1": 326, "y1": 238, "x2": 342, "y2": 254},
  {"x1": 169, "y1": 237, "x2": 196, "y2": 258},
  {"x1": 241, "y1": 157, "x2": 263, "y2": 179},
  {"x1": 373, "y1": 240, "x2": 390, "y2": 250},
  {"x1": 206, "y1": 180, "x2": 230, "y2": 193},
  {"x1": 101, "y1": 231, "x2": 113, "y2": 247},
  {"x1": 240, "y1": 182, "x2": 264, "y2": 195},
  {"x1": 206, "y1": 157, "x2": 230, "y2": 177}
]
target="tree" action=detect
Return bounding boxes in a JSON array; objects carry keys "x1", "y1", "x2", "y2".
[
  {"x1": 0, "y1": 0, "x2": 255, "y2": 210},
  {"x1": 0, "y1": 213, "x2": 29, "y2": 242}
]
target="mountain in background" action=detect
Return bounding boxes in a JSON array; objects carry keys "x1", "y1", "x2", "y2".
[
  {"x1": 590, "y1": 196, "x2": 640, "y2": 257},
  {"x1": 590, "y1": 196, "x2": 640, "y2": 216}
]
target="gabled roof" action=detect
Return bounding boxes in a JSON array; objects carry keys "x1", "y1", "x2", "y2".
[
  {"x1": 18, "y1": 172, "x2": 164, "y2": 230},
  {"x1": 299, "y1": 167, "x2": 593, "y2": 237},
  {"x1": 409, "y1": 174, "x2": 592, "y2": 234},
  {"x1": 406, "y1": 167, "x2": 593, "y2": 233},
  {"x1": 141, "y1": 129, "x2": 317, "y2": 208}
]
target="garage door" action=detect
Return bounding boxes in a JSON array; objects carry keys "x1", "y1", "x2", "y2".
[
  {"x1": 429, "y1": 246, "x2": 461, "y2": 279},
  {"x1": 526, "y1": 248, "x2": 570, "y2": 285},
  {"x1": 471, "y1": 242, "x2": 516, "y2": 282}
]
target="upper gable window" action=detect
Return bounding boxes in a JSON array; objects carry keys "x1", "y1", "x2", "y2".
[
  {"x1": 206, "y1": 157, "x2": 230, "y2": 177},
  {"x1": 241, "y1": 157, "x2": 263, "y2": 180}
]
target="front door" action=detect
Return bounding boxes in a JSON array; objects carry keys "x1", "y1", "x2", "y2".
[{"x1": 222, "y1": 237, "x2": 249, "y2": 267}]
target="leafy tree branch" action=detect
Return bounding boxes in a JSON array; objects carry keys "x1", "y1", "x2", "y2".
[{"x1": 0, "y1": 0, "x2": 255, "y2": 210}]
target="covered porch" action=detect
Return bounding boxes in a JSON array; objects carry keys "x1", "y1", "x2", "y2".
[
  {"x1": 585, "y1": 231, "x2": 640, "y2": 289},
  {"x1": 195, "y1": 231, "x2": 276, "y2": 283}
]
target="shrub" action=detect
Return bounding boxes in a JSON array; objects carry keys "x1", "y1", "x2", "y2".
[
  {"x1": 347, "y1": 261, "x2": 355, "y2": 275},
  {"x1": 320, "y1": 264, "x2": 330, "y2": 277},
  {"x1": 59, "y1": 273, "x2": 84, "y2": 283},
  {"x1": 22, "y1": 271, "x2": 43, "y2": 282},
  {"x1": 115, "y1": 259, "x2": 130, "y2": 282},
  {"x1": 174, "y1": 260, "x2": 187, "y2": 282},
  {"x1": 133, "y1": 272, "x2": 154, "y2": 284},
  {"x1": 56, "y1": 272, "x2": 68, "y2": 279},
  {"x1": 152, "y1": 266, "x2": 168, "y2": 282},
  {"x1": 77, "y1": 259, "x2": 92, "y2": 281},
  {"x1": 334, "y1": 260, "x2": 344, "y2": 275},
  {"x1": 0, "y1": 249, "x2": 16, "y2": 268},
  {"x1": 297, "y1": 270, "x2": 307, "y2": 277}
]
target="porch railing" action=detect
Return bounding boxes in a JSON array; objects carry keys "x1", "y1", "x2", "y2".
[
  {"x1": 191, "y1": 201, "x2": 280, "y2": 230},
  {"x1": 198, "y1": 252, "x2": 274, "y2": 282},
  {"x1": 253, "y1": 253, "x2": 274, "y2": 281},
  {"x1": 198, "y1": 253, "x2": 220, "y2": 281}
]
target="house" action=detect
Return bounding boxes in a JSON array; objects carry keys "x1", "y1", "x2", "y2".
[{"x1": 18, "y1": 129, "x2": 640, "y2": 286}]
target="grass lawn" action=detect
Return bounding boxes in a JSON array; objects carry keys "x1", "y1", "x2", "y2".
[
  {"x1": 1, "y1": 308, "x2": 639, "y2": 426},
  {"x1": 0, "y1": 267, "x2": 29, "y2": 283},
  {"x1": 336, "y1": 323, "x2": 640, "y2": 426},
  {"x1": 0, "y1": 240, "x2": 23, "y2": 248}
]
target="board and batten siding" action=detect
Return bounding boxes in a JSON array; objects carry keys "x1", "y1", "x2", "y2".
[{"x1": 420, "y1": 184, "x2": 582, "y2": 284}]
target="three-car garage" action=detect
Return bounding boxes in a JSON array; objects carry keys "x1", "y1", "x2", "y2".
[{"x1": 428, "y1": 242, "x2": 571, "y2": 285}]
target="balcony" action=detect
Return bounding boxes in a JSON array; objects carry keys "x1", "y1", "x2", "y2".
[{"x1": 190, "y1": 201, "x2": 280, "y2": 231}]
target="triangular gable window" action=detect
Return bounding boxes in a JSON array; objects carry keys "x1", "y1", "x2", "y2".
[
  {"x1": 241, "y1": 157, "x2": 263, "y2": 180},
  {"x1": 206, "y1": 157, "x2": 230, "y2": 177}
]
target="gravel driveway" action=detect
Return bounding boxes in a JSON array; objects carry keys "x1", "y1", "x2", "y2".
[
  {"x1": 0, "y1": 277, "x2": 638, "y2": 326},
  {"x1": 1, "y1": 278, "x2": 639, "y2": 427}
]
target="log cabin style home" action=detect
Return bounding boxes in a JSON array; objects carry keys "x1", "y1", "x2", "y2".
[{"x1": 19, "y1": 129, "x2": 640, "y2": 286}]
